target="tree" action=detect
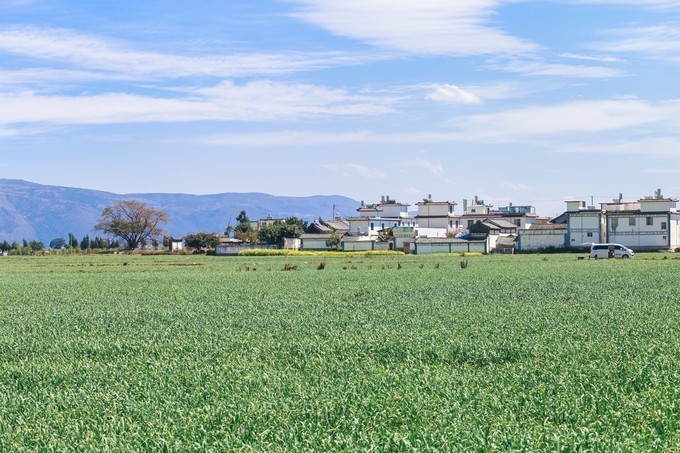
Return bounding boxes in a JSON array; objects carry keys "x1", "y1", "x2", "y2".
[
  {"x1": 68, "y1": 233, "x2": 79, "y2": 248},
  {"x1": 326, "y1": 232, "x2": 341, "y2": 251},
  {"x1": 234, "y1": 210, "x2": 257, "y2": 242},
  {"x1": 185, "y1": 232, "x2": 220, "y2": 250},
  {"x1": 95, "y1": 200, "x2": 169, "y2": 250},
  {"x1": 1, "y1": 240, "x2": 11, "y2": 252},
  {"x1": 258, "y1": 217, "x2": 305, "y2": 245},
  {"x1": 80, "y1": 235, "x2": 90, "y2": 250},
  {"x1": 49, "y1": 238, "x2": 67, "y2": 249},
  {"x1": 29, "y1": 241, "x2": 45, "y2": 251}
]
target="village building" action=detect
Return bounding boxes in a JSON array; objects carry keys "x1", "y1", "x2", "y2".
[
  {"x1": 415, "y1": 195, "x2": 457, "y2": 230},
  {"x1": 347, "y1": 196, "x2": 414, "y2": 237},
  {"x1": 601, "y1": 190, "x2": 680, "y2": 250},
  {"x1": 516, "y1": 223, "x2": 568, "y2": 251}
]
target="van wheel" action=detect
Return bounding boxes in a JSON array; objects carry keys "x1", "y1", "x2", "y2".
[{"x1": 622, "y1": 255, "x2": 630, "y2": 259}]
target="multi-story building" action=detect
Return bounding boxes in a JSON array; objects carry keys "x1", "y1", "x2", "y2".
[
  {"x1": 415, "y1": 195, "x2": 457, "y2": 229},
  {"x1": 602, "y1": 191, "x2": 679, "y2": 250},
  {"x1": 563, "y1": 200, "x2": 603, "y2": 247},
  {"x1": 347, "y1": 196, "x2": 414, "y2": 236},
  {"x1": 561, "y1": 190, "x2": 680, "y2": 251}
]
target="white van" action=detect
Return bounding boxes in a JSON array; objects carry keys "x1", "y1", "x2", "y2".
[{"x1": 589, "y1": 243, "x2": 634, "y2": 259}]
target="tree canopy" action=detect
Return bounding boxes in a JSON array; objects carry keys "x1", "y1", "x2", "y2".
[
  {"x1": 95, "y1": 200, "x2": 169, "y2": 250},
  {"x1": 258, "y1": 217, "x2": 307, "y2": 245},
  {"x1": 185, "y1": 232, "x2": 220, "y2": 250}
]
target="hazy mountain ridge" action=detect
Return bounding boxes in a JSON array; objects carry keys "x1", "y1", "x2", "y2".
[{"x1": 0, "y1": 179, "x2": 358, "y2": 243}]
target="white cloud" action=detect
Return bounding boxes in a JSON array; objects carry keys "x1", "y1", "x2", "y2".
[
  {"x1": 590, "y1": 25, "x2": 680, "y2": 62},
  {"x1": 450, "y1": 99, "x2": 680, "y2": 142},
  {"x1": 321, "y1": 163, "x2": 386, "y2": 178},
  {"x1": 493, "y1": 58, "x2": 622, "y2": 78},
  {"x1": 0, "y1": 80, "x2": 395, "y2": 126},
  {"x1": 559, "y1": 53, "x2": 623, "y2": 63},
  {"x1": 0, "y1": 26, "x2": 376, "y2": 80},
  {"x1": 426, "y1": 84, "x2": 482, "y2": 104},
  {"x1": 288, "y1": 0, "x2": 535, "y2": 55},
  {"x1": 556, "y1": 137, "x2": 680, "y2": 157},
  {"x1": 570, "y1": 0, "x2": 680, "y2": 8}
]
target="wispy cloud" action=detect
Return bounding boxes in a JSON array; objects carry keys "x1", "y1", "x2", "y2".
[
  {"x1": 556, "y1": 137, "x2": 680, "y2": 157},
  {"x1": 321, "y1": 163, "x2": 386, "y2": 178},
  {"x1": 0, "y1": 80, "x2": 395, "y2": 126},
  {"x1": 492, "y1": 58, "x2": 622, "y2": 78},
  {"x1": 450, "y1": 99, "x2": 680, "y2": 142},
  {"x1": 590, "y1": 24, "x2": 680, "y2": 62},
  {"x1": 559, "y1": 52, "x2": 623, "y2": 63},
  {"x1": 645, "y1": 167, "x2": 680, "y2": 174},
  {"x1": 0, "y1": 26, "x2": 377, "y2": 81},
  {"x1": 570, "y1": 0, "x2": 680, "y2": 9},
  {"x1": 426, "y1": 84, "x2": 482, "y2": 104},
  {"x1": 288, "y1": 0, "x2": 535, "y2": 56}
]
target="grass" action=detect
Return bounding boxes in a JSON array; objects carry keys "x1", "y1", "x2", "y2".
[{"x1": 0, "y1": 253, "x2": 677, "y2": 450}]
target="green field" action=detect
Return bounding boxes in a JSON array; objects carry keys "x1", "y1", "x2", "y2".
[{"x1": 0, "y1": 253, "x2": 678, "y2": 450}]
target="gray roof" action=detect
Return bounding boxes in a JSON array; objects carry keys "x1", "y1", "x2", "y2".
[
  {"x1": 300, "y1": 233, "x2": 340, "y2": 240},
  {"x1": 341, "y1": 236, "x2": 382, "y2": 243},
  {"x1": 323, "y1": 220, "x2": 350, "y2": 232},
  {"x1": 485, "y1": 218, "x2": 518, "y2": 229},
  {"x1": 524, "y1": 223, "x2": 567, "y2": 231},
  {"x1": 415, "y1": 237, "x2": 485, "y2": 244}
]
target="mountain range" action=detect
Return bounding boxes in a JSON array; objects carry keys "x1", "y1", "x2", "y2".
[{"x1": 0, "y1": 179, "x2": 358, "y2": 244}]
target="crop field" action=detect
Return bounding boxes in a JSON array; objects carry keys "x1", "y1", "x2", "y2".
[{"x1": 0, "y1": 253, "x2": 677, "y2": 450}]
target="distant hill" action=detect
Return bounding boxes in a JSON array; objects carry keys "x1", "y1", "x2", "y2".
[{"x1": 0, "y1": 179, "x2": 358, "y2": 244}]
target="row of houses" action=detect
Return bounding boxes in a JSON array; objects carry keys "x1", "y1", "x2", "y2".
[{"x1": 213, "y1": 190, "x2": 679, "y2": 255}]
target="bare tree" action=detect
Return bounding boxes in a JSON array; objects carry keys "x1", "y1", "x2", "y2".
[{"x1": 95, "y1": 200, "x2": 169, "y2": 250}]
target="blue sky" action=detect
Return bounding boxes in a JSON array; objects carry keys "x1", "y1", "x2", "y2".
[{"x1": 2, "y1": 0, "x2": 680, "y2": 216}]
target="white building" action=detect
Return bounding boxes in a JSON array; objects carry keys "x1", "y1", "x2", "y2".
[
  {"x1": 561, "y1": 191, "x2": 680, "y2": 251},
  {"x1": 602, "y1": 191, "x2": 680, "y2": 250},
  {"x1": 415, "y1": 195, "x2": 457, "y2": 229},
  {"x1": 348, "y1": 196, "x2": 414, "y2": 236},
  {"x1": 563, "y1": 200, "x2": 603, "y2": 247}
]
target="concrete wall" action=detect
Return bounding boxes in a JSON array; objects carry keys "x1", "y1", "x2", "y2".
[
  {"x1": 300, "y1": 238, "x2": 332, "y2": 250},
  {"x1": 517, "y1": 230, "x2": 566, "y2": 251},
  {"x1": 414, "y1": 241, "x2": 486, "y2": 255},
  {"x1": 342, "y1": 241, "x2": 390, "y2": 251},
  {"x1": 215, "y1": 244, "x2": 278, "y2": 256}
]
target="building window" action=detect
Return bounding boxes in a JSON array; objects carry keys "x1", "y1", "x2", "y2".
[
  {"x1": 381, "y1": 223, "x2": 385, "y2": 230},
  {"x1": 629, "y1": 217, "x2": 636, "y2": 226},
  {"x1": 449, "y1": 205, "x2": 453, "y2": 213},
  {"x1": 467, "y1": 220, "x2": 474, "y2": 227},
  {"x1": 646, "y1": 217, "x2": 653, "y2": 226},
  {"x1": 587, "y1": 232, "x2": 593, "y2": 237},
  {"x1": 661, "y1": 221, "x2": 667, "y2": 230},
  {"x1": 370, "y1": 222, "x2": 374, "y2": 230},
  {"x1": 514, "y1": 219, "x2": 521, "y2": 227},
  {"x1": 611, "y1": 218, "x2": 618, "y2": 228}
]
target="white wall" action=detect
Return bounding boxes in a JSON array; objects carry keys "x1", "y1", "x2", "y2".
[
  {"x1": 415, "y1": 241, "x2": 486, "y2": 255},
  {"x1": 567, "y1": 212, "x2": 601, "y2": 246},
  {"x1": 607, "y1": 213, "x2": 670, "y2": 249},
  {"x1": 518, "y1": 231, "x2": 566, "y2": 251}
]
